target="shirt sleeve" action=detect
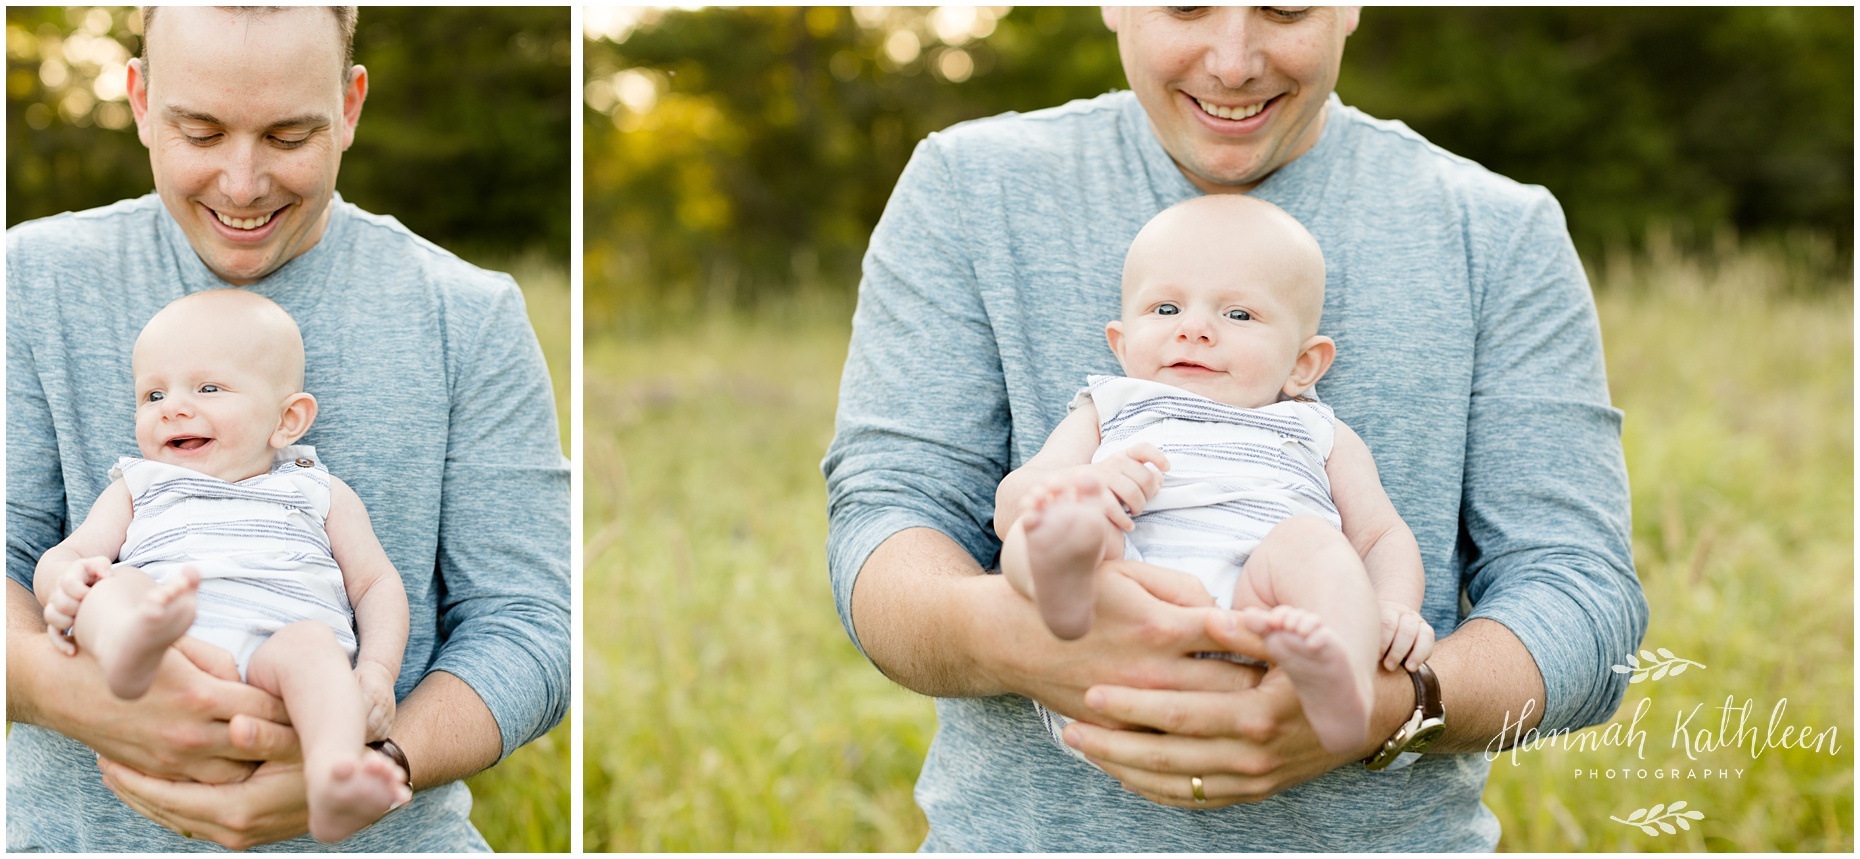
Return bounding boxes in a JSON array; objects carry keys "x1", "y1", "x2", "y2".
[
  {"x1": 1459, "y1": 190, "x2": 1649, "y2": 733},
  {"x1": 820, "y1": 138, "x2": 1012, "y2": 658},
  {"x1": 6, "y1": 251, "x2": 65, "y2": 592},
  {"x1": 423, "y1": 283, "x2": 571, "y2": 758}
]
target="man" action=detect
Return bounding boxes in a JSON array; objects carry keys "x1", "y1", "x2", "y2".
[
  {"x1": 6, "y1": 7, "x2": 568, "y2": 850},
  {"x1": 823, "y1": 6, "x2": 1647, "y2": 850}
]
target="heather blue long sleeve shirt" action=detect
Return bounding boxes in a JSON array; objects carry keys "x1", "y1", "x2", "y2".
[
  {"x1": 822, "y1": 92, "x2": 1646, "y2": 851},
  {"x1": 6, "y1": 195, "x2": 570, "y2": 852}
]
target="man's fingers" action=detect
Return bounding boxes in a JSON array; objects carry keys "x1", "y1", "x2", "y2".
[
  {"x1": 171, "y1": 635, "x2": 243, "y2": 684},
  {"x1": 1083, "y1": 684, "x2": 1280, "y2": 738},
  {"x1": 229, "y1": 714, "x2": 303, "y2": 763},
  {"x1": 1112, "y1": 561, "x2": 1216, "y2": 610},
  {"x1": 1204, "y1": 610, "x2": 1274, "y2": 662}
]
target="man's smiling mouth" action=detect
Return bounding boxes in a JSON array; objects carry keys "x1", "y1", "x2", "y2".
[
  {"x1": 1194, "y1": 96, "x2": 1273, "y2": 121},
  {"x1": 211, "y1": 207, "x2": 279, "y2": 231}
]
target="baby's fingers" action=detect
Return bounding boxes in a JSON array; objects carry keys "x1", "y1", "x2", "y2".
[
  {"x1": 1121, "y1": 442, "x2": 1170, "y2": 472},
  {"x1": 1402, "y1": 622, "x2": 1437, "y2": 671},
  {"x1": 1382, "y1": 612, "x2": 1423, "y2": 671}
]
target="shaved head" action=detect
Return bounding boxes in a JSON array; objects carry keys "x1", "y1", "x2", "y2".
[
  {"x1": 1123, "y1": 195, "x2": 1328, "y2": 337},
  {"x1": 135, "y1": 289, "x2": 306, "y2": 393}
]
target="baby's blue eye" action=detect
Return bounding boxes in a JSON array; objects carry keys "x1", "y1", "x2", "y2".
[
  {"x1": 146, "y1": 391, "x2": 165, "y2": 402},
  {"x1": 199, "y1": 384, "x2": 220, "y2": 393},
  {"x1": 1156, "y1": 303, "x2": 1179, "y2": 316},
  {"x1": 1226, "y1": 309, "x2": 1252, "y2": 321}
]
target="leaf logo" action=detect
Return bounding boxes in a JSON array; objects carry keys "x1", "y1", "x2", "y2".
[
  {"x1": 1611, "y1": 801, "x2": 1704, "y2": 836},
  {"x1": 1610, "y1": 648, "x2": 1704, "y2": 683}
]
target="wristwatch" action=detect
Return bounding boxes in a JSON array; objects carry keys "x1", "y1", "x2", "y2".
[{"x1": 1362, "y1": 662, "x2": 1446, "y2": 771}]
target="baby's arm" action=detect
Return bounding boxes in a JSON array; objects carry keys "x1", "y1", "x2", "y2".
[
  {"x1": 32, "y1": 480, "x2": 134, "y2": 654},
  {"x1": 326, "y1": 475, "x2": 410, "y2": 743},
  {"x1": 993, "y1": 404, "x2": 1168, "y2": 540},
  {"x1": 1326, "y1": 421, "x2": 1434, "y2": 670}
]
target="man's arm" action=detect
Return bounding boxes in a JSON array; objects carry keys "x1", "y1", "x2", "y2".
[{"x1": 420, "y1": 281, "x2": 570, "y2": 760}]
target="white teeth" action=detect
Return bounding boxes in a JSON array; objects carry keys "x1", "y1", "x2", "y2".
[
  {"x1": 1197, "y1": 97, "x2": 1266, "y2": 121},
  {"x1": 215, "y1": 210, "x2": 273, "y2": 230}
]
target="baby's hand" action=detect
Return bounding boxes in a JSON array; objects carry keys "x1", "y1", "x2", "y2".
[
  {"x1": 1378, "y1": 601, "x2": 1435, "y2": 672},
  {"x1": 1078, "y1": 442, "x2": 1171, "y2": 530},
  {"x1": 43, "y1": 557, "x2": 113, "y2": 656},
  {"x1": 354, "y1": 661, "x2": 399, "y2": 743}
]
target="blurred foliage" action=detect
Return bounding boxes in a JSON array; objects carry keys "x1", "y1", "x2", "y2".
[
  {"x1": 6, "y1": 6, "x2": 570, "y2": 259},
  {"x1": 585, "y1": 6, "x2": 1853, "y2": 329}
]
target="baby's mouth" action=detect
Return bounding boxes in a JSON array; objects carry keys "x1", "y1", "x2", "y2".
[
  {"x1": 168, "y1": 437, "x2": 211, "y2": 451},
  {"x1": 1169, "y1": 361, "x2": 1216, "y2": 372}
]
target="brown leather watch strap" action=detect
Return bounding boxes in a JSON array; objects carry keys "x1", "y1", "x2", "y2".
[{"x1": 369, "y1": 737, "x2": 414, "y2": 792}]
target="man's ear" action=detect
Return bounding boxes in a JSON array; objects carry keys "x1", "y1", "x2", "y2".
[
  {"x1": 1341, "y1": 6, "x2": 1362, "y2": 36},
  {"x1": 1106, "y1": 319, "x2": 1127, "y2": 364},
  {"x1": 1283, "y1": 335, "x2": 1335, "y2": 398},
  {"x1": 271, "y1": 393, "x2": 319, "y2": 448},
  {"x1": 1100, "y1": 6, "x2": 1119, "y2": 32},
  {"x1": 126, "y1": 58, "x2": 153, "y2": 148},
  {"x1": 338, "y1": 65, "x2": 368, "y2": 151}
]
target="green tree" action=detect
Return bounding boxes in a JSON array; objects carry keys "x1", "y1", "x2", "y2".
[{"x1": 584, "y1": 6, "x2": 1852, "y2": 328}]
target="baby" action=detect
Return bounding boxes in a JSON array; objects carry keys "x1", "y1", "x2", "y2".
[
  {"x1": 33, "y1": 289, "x2": 413, "y2": 843},
  {"x1": 997, "y1": 195, "x2": 1434, "y2": 756}
]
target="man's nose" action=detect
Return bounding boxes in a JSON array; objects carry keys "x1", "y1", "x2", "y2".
[
  {"x1": 1205, "y1": 9, "x2": 1267, "y2": 91},
  {"x1": 217, "y1": 139, "x2": 270, "y2": 207}
]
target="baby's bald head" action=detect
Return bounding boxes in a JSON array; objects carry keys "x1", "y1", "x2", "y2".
[
  {"x1": 134, "y1": 289, "x2": 306, "y2": 394},
  {"x1": 1121, "y1": 195, "x2": 1327, "y2": 337}
]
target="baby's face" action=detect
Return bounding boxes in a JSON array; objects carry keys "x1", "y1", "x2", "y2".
[
  {"x1": 133, "y1": 323, "x2": 296, "y2": 483},
  {"x1": 1109, "y1": 216, "x2": 1324, "y2": 409}
]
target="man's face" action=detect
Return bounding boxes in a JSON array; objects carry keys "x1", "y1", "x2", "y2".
[
  {"x1": 128, "y1": 7, "x2": 366, "y2": 285},
  {"x1": 1104, "y1": 6, "x2": 1360, "y2": 195}
]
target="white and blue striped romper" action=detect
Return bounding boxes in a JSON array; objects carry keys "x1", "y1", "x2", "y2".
[
  {"x1": 1084, "y1": 374, "x2": 1343, "y2": 607},
  {"x1": 112, "y1": 445, "x2": 358, "y2": 677},
  {"x1": 1038, "y1": 375, "x2": 1344, "y2": 759}
]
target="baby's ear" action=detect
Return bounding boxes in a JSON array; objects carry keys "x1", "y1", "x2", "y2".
[
  {"x1": 271, "y1": 392, "x2": 319, "y2": 448},
  {"x1": 1283, "y1": 335, "x2": 1336, "y2": 398}
]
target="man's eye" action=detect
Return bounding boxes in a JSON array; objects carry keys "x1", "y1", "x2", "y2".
[
  {"x1": 271, "y1": 135, "x2": 309, "y2": 149},
  {"x1": 1264, "y1": 7, "x2": 1311, "y2": 22},
  {"x1": 1167, "y1": 6, "x2": 1206, "y2": 14},
  {"x1": 1156, "y1": 303, "x2": 1180, "y2": 316},
  {"x1": 199, "y1": 384, "x2": 220, "y2": 393},
  {"x1": 182, "y1": 132, "x2": 220, "y2": 145},
  {"x1": 1226, "y1": 309, "x2": 1252, "y2": 321}
]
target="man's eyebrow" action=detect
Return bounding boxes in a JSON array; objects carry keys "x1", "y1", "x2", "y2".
[{"x1": 161, "y1": 106, "x2": 332, "y2": 131}]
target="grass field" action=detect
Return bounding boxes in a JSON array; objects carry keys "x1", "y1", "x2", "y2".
[
  {"x1": 584, "y1": 247, "x2": 1851, "y2": 851},
  {"x1": 459, "y1": 253, "x2": 572, "y2": 853}
]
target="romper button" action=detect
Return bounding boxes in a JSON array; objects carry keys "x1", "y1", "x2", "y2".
[{"x1": 295, "y1": 458, "x2": 314, "y2": 468}]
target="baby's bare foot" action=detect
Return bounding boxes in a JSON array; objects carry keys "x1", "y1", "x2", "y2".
[
  {"x1": 308, "y1": 750, "x2": 411, "y2": 843},
  {"x1": 1242, "y1": 605, "x2": 1371, "y2": 755},
  {"x1": 1023, "y1": 475, "x2": 1110, "y2": 640},
  {"x1": 99, "y1": 567, "x2": 199, "y2": 699}
]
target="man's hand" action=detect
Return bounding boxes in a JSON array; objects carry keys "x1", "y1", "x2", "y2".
[
  {"x1": 99, "y1": 756, "x2": 309, "y2": 850},
  {"x1": 1060, "y1": 610, "x2": 1411, "y2": 807},
  {"x1": 42, "y1": 557, "x2": 112, "y2": 655},
  {"x1": 8, "y1": 579, "x2": 296, "y2": 784},
  {"x1": 354, "y1": 660, "x2": 398, "y2": 744}
]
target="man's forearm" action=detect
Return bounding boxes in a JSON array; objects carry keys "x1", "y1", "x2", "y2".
[
  {"x1": 849, "y1": 528, "x2": 1011, "y2": 698},
  {"x1": 7, "y1": 579, "x2": 53, "y2": 725},
  {"x1": 1409, "y1": 617, "x2": 1546, "y2": 754},
  {"x1": 390, "y1": 670, "x2": 503, "y2": 790}
]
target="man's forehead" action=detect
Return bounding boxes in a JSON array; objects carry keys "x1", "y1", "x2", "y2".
[{"x1": 144, "y1": 6, "x2": 348, "y2": 80}]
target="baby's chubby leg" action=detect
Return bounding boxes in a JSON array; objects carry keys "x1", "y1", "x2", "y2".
[
  {"x1": 1000, "y1": 473, "x2": 1127, "y2": 640},
  {"x1": 1232, "y1": 516, "x2": 1382, "y2": 755},
  {"x1": 65, "y1": 564, "x2": 199, "y2": 699},
  {"x1": 245, "y1": 621, "x2": 410, "y2": 843}
]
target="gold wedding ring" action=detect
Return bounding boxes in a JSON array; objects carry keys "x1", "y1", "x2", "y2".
[{"x1": 1190, "y1": 775, "x2": 1207, "y2": 804}]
